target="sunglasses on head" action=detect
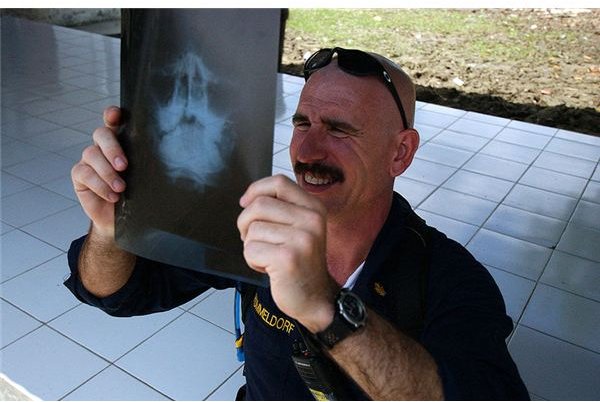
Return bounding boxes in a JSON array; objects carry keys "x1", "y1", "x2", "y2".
[{"x1": 303, "y1": 47, "x2": 409, "y2": 130}]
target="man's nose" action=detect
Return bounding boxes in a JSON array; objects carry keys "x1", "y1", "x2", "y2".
[{"x1": 294, "y1": 126, "x2": 328, "y2": 163}]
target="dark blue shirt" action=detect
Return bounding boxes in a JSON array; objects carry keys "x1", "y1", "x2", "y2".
[{"x1": 65, "y1": 192, "x2": 529, "y2": 400}]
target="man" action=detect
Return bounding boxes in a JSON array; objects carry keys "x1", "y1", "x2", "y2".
[{"x1": 66, "y1": 48, "x2": 529, "y2": 400}]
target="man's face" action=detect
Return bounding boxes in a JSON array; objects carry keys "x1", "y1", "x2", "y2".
[{"x1": 289, "y1": 64, "x2": 404, "y2": 219}]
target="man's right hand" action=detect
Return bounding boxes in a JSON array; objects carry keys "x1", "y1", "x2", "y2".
[{"x1": 71, "y1": 106, "x2": 128, "y2": 241}]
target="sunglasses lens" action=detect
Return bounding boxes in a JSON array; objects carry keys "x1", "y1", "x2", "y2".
[
  {"x1": 304, "y1": 49, "x2": 333, "y2": 77},
  {"x1": 338, "y1": 50, "x2": 381, "y2": 76}
]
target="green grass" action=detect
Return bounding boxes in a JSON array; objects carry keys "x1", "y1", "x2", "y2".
[{"x1": 287, "y1": 9, "x2": 586, "y2": 63}]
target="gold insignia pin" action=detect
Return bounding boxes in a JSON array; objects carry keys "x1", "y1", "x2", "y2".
[{"x1": 374, "y1": 282, "x2": 386, "y2": 296}]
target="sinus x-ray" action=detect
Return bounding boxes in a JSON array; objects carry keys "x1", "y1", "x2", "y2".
[{"x1": 115, "y1": 9, "x2": 280, "y2": 286}]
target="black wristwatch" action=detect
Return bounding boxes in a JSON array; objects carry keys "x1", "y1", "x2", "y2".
[{"x1": 316, "y1": 288, "x2": 367, "y2": 349}]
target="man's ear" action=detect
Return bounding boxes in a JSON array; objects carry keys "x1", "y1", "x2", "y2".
[{"x1": 389, "y1": 128, "x2": 420, "y2": 177}]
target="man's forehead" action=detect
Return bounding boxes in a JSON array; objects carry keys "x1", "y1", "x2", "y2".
[{"x1": 299, "y1": 66, "x2": 397, "y2": 116}]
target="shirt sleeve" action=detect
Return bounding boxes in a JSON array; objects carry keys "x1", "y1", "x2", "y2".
[
  {"x1": 422, "y1": 237, "x2": 530, "y2": 400},
  {"x1": 64, "y1": 235, "x2": 236, "y2": 317}
]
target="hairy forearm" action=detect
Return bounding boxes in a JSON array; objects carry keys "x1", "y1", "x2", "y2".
[
  {"x1": 79, "y1": 225, "x2": 136, "y2": 298},
  {"x1": 329, "y1": 308, "x2": 444, "y2": 400}
]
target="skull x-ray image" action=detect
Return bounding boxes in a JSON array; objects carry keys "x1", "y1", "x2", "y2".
[
  {"x1": 156, "y1": 51, "x2": 233, "y2": 188},
  {"x1": 115, "y1": 10, "x2": 280, "y2": 286}
]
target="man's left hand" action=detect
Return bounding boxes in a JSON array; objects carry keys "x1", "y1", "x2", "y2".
[{"x1": 237, "y1": 174, "x2": 338, "y2": 333}]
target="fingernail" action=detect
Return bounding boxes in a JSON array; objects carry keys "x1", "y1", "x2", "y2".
[
  {"x1": 114, "y1": 157, "x2": 127, "y2": 170},
  {"x1": 108, "y1": 192, "x2": 119, "y2": 202},
  {"x1": 112, "y1": 179, "x2": 125, "y2": 192}
]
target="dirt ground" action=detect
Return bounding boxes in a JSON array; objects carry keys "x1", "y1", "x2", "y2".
[{"x1": 280, "y1": 9, "x2": 600, "y2": 135}]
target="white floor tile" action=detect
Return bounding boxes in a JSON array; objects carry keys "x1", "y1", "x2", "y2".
[
  {"x1": 0, "y1": 326, "x2": 108, "y2": 400},
  {"x1": 419, "y1": 187, "x2": 497, "y2": 226},
  {"x1": 593, "y1": 166, "x2": 600, "y2": 182},
  {"x1": 484, "y1": 205, "x2": 567, "y2": 248},
  {"x1": 0, "y1": 300, "x2": 42, "y2": 348},
  {"x1": 273, "y1": 142, "x2": 287, "y2": 154},
  {"x1": 393, "y1": 177, "x2": 437, "y2": 208},
  {"x1": 446, "y1": 118, "x2": 503, "y2": 139},
  {"x1": 190, "y1": 288, "x2": 236, "y2": 334},
  {"x1": 402, "y1": 158, "x2": 456, "y2": 186},
  {"x1": 179, "y1": 289, "x2": 216, "y2": 311},
  {"x1": 421, "y1": 103, "x2": 466, "y2": 117},
  {"x1": 415, "y1": 142, "x2": 473, "y2": 167},
  {"x1": 12, "y1": 98, "x2": 72, "y2": 116},
  {"x1": 1, "y1": 116, "x2": 62, "y2": 139},
  {"x1": 1, "y1": 229, "x2": 63, "y2": 282},
  {"x1": 556, "y1": 129, "x2": 600, "y2": 147},
  {"x1": 557, "y1": 223, "x2": 600, "y2": 262},
  {"x1": 1, "y1": 172, "x2": 35, "y2": 197},
  {"x1": 519, "y1": 166, "x2": 588, "y2": 199},
  {"x1": 480, "y1": 140, "x2": 541, "y2": 165},
  {"x1": 70, "y1": 117, "x2": 103, "y2": 136},
  {"x1": 0, "y1": 107, "x2": 25, "y2": 124},
  {"x1": 463, "y1": 111, "x2": 510, "y2": 127},
  {"x1": 414, "y1": 109, "x2": 458, "y2": 128},
  {"x1": 22, "y1": 127, "x2": 90, "y2": 152},
  {"x1": 272, "y1": 148, "x2": 293, "y2": 172},
  {"x1": 205, "y1": 366, "x2": 245, "y2": 401},
  {"x1": 431, "y1": 129, "x2": 489, "y2": 152},
  {"x1": 509, "y1": 325, "x2": 600, "y2": 400},
  {"x1": 503, "y1": 184, "x2": 578, "y2": 221},
  {"x1": 467, "y1": 229, "x2": 552, "y2": 280},
  {"x1": 414, "y1": 123, "x2": 443, "y2": 144},
  {"x1": 521, "y1": 284, "x2": 600, "y2": 353},
  {"x1": 21, "y1": 205, "x2": 89, "y2": 251},
  {"x1": 278, "y1": 78, "x2": 304, "y2": 96},
  {"x1": 545, "y1": 137, "x2": 600, "y2": 162},
  {"x1": 1, "y1": 140, "x2": 48, "y2": 167},
  {"x1": 461, "y1": 153, "x2": 528, "y2": 182},
  {"x1": 40, "y1": 174, "x2": 79, "y2": 201},
  {"x1": 272, "y1": 166, "x2": 295, "y2": 181},
  {"x1": 52, "y1": 88, "x2": 110, "y2": 106},
  {"x1": 496, "y1": 127, "x2": 551, "y2": 149},
  {"x1": 116, "y1": 313, "x2": 242, "y2": 401},
  {"x1": 3, "y1": 152, "x2": 75, "y2": 185},
  {"x1": 416, "y1": 210, "x2": 478, "y2": 246},
  {"x1": 274, "y1": 94, "x2": 299, "y2": 123},
  {"x1": 79, "y1": 97, "x2": 120, "y2": 114},
  {"x1": 1, "y1": 88, "x2": 44, "y2": 106},
  {"x1": 533, "y1": 151, "x2": 596, "y2": 179},
  {"x1": 507, "y1": 120, "x2": 557, "y2": 136},
  {"x1": 582, "y1": 180, "x2": 600, "y2": 204},
  {"x1": 50, "y1": 303, "x2": 183, "y2": 362},
  {"x1": 63, "y1": 366, "x2": 168, "y2": 401},
  {"x1": 38, "y1": 106, "x2": 101, "y2": 127},
  {"x1": 541, "y1": 251, "x2": 600, "y2": 302},
  {"x1": 1, "y1": 186, "x2": 76, "y2": 227},
  {"x1": 570, "y1": 200, "x2": 600, "y2": 231},
  {"x1": 273, "y1": 122, "x2": 293, "y2": 146},
  {"x1": 1, "y1": 222, "x2": 15, "y2": 235},
  {"x1": 443, "y1": 170, "x2": 514, "y2": 202},
  {"x1": 1, "y1": 254, "x2": 80, "y2": 322},
  {"x1": 486, "y1": 266, "x2": 535, "y2": 322}
]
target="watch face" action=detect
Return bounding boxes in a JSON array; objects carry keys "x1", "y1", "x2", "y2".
[{"x1": 339, "y1": 291, "x2": 366, "y2": 328}]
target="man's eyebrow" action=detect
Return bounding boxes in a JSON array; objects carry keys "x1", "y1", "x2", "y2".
[
  {"x1": 291, "y1": 113, "x2": 309, "y2": 124},
  {"x1": 322, "y1": 117, "x2": 362, "y2": 136},
  {"x1": 291, "y1": 113, "x2": 362, "y2": 136}
]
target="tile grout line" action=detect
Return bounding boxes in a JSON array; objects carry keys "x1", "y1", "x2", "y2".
[
  {"x1": 515, "y1": 323, "x2": 600, "y2": 356},
  {"x1": 202, "y1": 364, "x2": 244, "y2": 401}
]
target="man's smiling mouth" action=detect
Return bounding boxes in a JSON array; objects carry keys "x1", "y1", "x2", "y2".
[{"x1": 295, "y1": 162, "x2": 344, "y2": 187}]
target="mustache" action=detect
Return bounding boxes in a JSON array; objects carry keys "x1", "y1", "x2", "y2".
[{"x1": 294, "y1": 161, "x2": 345, "y2": 183}]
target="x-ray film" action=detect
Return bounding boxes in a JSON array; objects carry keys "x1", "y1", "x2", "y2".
[{"x1": 115, "y1": 9, "x2": 281, "y2": 286}]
